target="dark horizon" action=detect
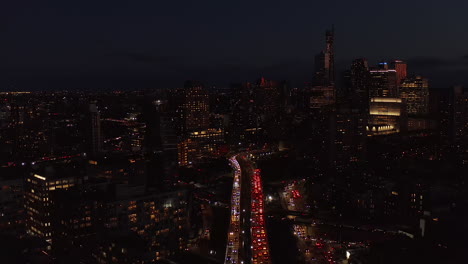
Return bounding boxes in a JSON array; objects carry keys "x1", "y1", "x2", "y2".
[
  {"x1": 2, "y1": 56, "x2": 467, "y2": 91},
  {"x1": 2, "y1": 1, "x2": 468, "y2": 90}
]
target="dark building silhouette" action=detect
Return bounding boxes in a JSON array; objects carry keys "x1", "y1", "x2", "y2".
[
  {"x1": 429, "y1": 88, "x2": 453, "y2": 141},
  {"x1": 349, "y1": 58, "x2": 371, "y2": 110},
  {"x1": 331, "y1": 103, "x2": 367, "y2": 172},
  {"x1": 141, "y1": 99, "x2": 166, "y2": 190},
  {"x1": 314, "y1": 26, "x2": 335, "y2": 86},
  {"x1": 87, "y1": 102, "x2": 103, "y2": 158},
  {"x1": 230, "y1": 82, "x2": 262, "y2": 144},
  {"x1": 10, "y1": 98, "x2": 26, "y2": 159},
  {"x1": 454, "y1": 86, "x2": 468, "y2": 147},
  {"x1": 255, "y1": 77, "x2": 282, "y2": 118},
  {"x1": 309, "y1": 26, "x2": 336, "y2": 109}
]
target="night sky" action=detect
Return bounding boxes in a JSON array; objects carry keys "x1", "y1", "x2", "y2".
[{"x1": 2, "y1": 0, "x2": 467, "y2": 90}]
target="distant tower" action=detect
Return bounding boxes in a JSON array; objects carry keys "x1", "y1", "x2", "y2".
[
  {"x1": 142, "y1": 99, "x2": 165, "y2": 190},
  {"x1": 453, "y1": 86, "x2": 468, "y2": 146},
  {"x1": 310, "y1": 26, "x2": 336, "y2": 108},
  {"x1": 326, "y1": 25, "x2": 335, "y2": 85},
  {"x1": 256, "y1": 77, "x2": 282, "y2": 117},
  {"x1": 314, "y1": 26, "x2": 335, "y2": 86},
  {"x1": 392, "y1": 60, "x2": 407, "y2": 86},
  {"x1": 369, "y1": 62, "x2": 398, "y2": 97},
  {"x1": 87, "y1": 102, "x2": 103, "y2": 157}
]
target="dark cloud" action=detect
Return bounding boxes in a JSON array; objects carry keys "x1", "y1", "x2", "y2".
[
  {"x1": 105, "y1": 52, "x2": 179, "y2": 65},
  {"x1": 407, "y1": 56, "x2": 468, "y2": 70},
  {"x1": 403, "y1": 56, "x2": 468, "y2": 88},
  {"x1": 407, "y1": 57, "x2": 450, "y2": 69}
]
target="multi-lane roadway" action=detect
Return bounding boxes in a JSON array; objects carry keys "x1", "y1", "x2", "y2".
[{"x1": 224, "y1": 155, "x2": 271, "y2": 264}]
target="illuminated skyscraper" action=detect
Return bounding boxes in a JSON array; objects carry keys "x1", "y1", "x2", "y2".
[
  {"x1": 369, "y1": 62, "x2": 398, "y2": 98},
  {"x1": 182, "y1": 81, "x2": 210, "y2": 132},
  {"x1": 24, "y1": 162, "x2": 87, "y2": 245},
  {"x1": 400, "y1": 76, "x2": 429, "y2": 115},
  {"x1": 392, "y1": 60, "x2": 407, "y2": 86},
  {"x1": 178, "y1": 128, "x2": 224, "y2": 166}
]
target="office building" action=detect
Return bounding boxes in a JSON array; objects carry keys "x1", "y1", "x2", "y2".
[
  {"x1": 24, "y1": 162, "x2": 87, "y2": 245},
  {"x1": 255, "y1": 77, "x2": 283, "y2": 118},
  {"x1": 230, "y1": 82, "x2": 263, "y2": 144},
  {"x1": 182, "y1": 81, "x2": 210, "y2": 132},
  {"x1": 98, "y1": 189, "x2": 189, "y2": 262},
  {"x1": 331, "y1": 103, "x2": 367, "y2": 172},
  {"x1": 178, "y1": 128, "x2": 224, "y2": 166},
  {"x1": 368, "y1": 97, "x2": 406, "y2": 135},
  {"x1": 392, "y1": 60, "x2": 407, "y2": 86},
  {"x1": 400, "y1": 76, "x2": 429, "y2": 115},
  {"x1": 369, "y1": 63, "x2": 398, "y2": 98}
]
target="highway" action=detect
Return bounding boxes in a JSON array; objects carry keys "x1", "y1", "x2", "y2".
[
  {"x1": 224, "y1": 155, "x2": 271, "y2": 264},
  {"x1": 224, "y1": 156, "x2": 242, "y2": 264}
]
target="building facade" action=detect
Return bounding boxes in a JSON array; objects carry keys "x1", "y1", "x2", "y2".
[{"x1": 400, "y1": 76, "x2": 429, "y2": 115}]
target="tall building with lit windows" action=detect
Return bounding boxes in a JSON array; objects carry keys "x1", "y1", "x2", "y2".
[
  {"x1": 95, "y1": 189, "x2": 189, "y2": 263},
  {"x1": 331, "y1": 103, "x2": 367, "y2": 172},
  {"x1": 369, "y1": 62, "x2": 398, "y2": 98},
  {"x1": 24, "y1": 162, "x2": 87, "y2": 245},
  {"x1": 392, "y1": 60, "x2": 407, "y2": 86},
  {"x1": 367, "y1": 97, "x2": 407, "y2": 135},
  {"x1": 182, "y1": 81, "x2": 210, "y2": 132},
  {"x1": 400, "y1": 76, "x2": 429, "y2": 115},
  {"x1": 178, "y1": 128, "x2": 224, "y2": 166}
]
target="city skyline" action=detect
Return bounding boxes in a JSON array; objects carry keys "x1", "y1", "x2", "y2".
[
  {"x1": 2, "y1": 1, "x2": 468, "y2": 90},
  {"x1": 1, "y1": 2, "x2": 467, "y2": 263}
]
